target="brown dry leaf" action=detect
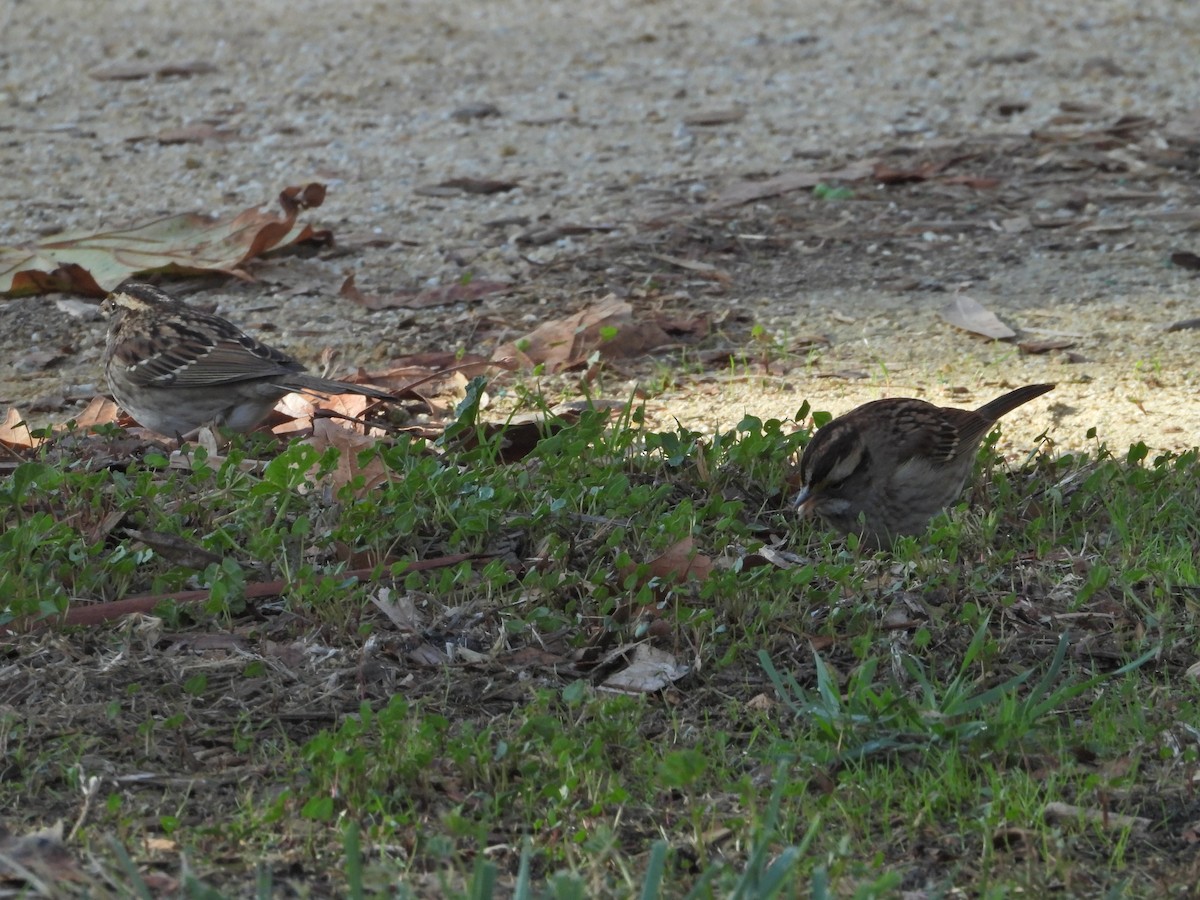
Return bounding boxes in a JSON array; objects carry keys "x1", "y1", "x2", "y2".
[
  {"x1": 655, "y1": 311, "x2": 711, "y2": 339},
  {"x1": 339, "y1": 273, "x2": 514, "y2": 310},
  {"x1": 706, "y1": 160, "x2": 877, "y2": 210},
  {"x1": 515, "y1": 223, "x2": 619, "y2": 246},
  {"x1": 303, "y1": 417, "x2": 390, "y2": 496},
  {"x1": 73, "y1": 396, "x2": 120, "y2": 429},
  {"x1": 320, "y1": 392, "x2": 376, "y2": 425},
  {"x1": 649, "y1": 254, "x2": 732, "y2": 285},
  {"x1": 1182, "y1": 820, "x2": 1200, "y2": 845},
  {"x1": 408, "y1": 643, "x2": 450, "y2": 666},
  {"x1": 371, "y1": 588, "x2": 422, "y2": 633},
  {"x1": 89, "y1": 59, "x2": 217, "y2": 80},
  {"x1": 683, "y1": 108, "x2": 745, "y2": 126},
  {"x1": 1169, "y1": 251, "x2": 1200, "y2": 271},
  {"x1": 645, "y1": 537, "x2": 714, "y2": 585},
  {"x1": 746, "y1": 693, "x2": 775, "y2": 711},
  {"x1": 270, "y1": 392, "x2": 322, "y2": 435},
  {"x1": 268, "y1": 389, "x2": 388, "y2": 439},
  {"x1": 363, "y1": 360, "x2": 489, "y2": 416},
  {"x1": 740, "y1": 545, "x2": 807, "y2": 570},
  {"x1": 0, "y1": 408, "x2": 43, "y2": 450},
  {"x1": 494, "y1": 294, "x2": 671, "y2": 373},
  {"x1": 456, "y1": 407, "x2": 584, "y2": 463},
  {"x1": 262, "y1": 640, "x2": 309, "y2": 670},
  {"x1": 437, "y1": 177, "x2": 520, "y2": 195},
  {"x1": 1042, "y1": 802, "x2": 1150, "y2": 832},
  {"x1": 1, "y1": 183, "x2": 330, "y2": 297},
  {"x1": 123, "y1": 529, "x2": 224, "y2": 569},
  {"x1": 599, "y1": 644, "x2": 690, "y2": 695},
  {"x1": 872, "y1": 160, "x2": 950, "y2": 184},
  {"x1": 0, "y1": 821, "x2": 83, "y2": 883},
  {"x1": 1019, "y1": 337, "x2": 1077, "y2": 354},
  {"x1": 940, "y1": 296, "x2": 1017, "y2": 340}
]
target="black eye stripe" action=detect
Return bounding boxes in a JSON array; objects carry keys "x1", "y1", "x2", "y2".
[{"x1": 805, "y1": 428, "x2": 857, "y2": 482}]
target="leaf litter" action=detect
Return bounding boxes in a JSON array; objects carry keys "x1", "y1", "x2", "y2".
[
  {"x1": 0, "y1": 183, "x2": 332, "y2": 296},
  {"x1": 493, "y1": 293, "x2": 674, "y2": 372}
]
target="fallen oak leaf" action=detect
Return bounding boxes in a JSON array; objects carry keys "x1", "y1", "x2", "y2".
[
  {"x1": 3, "y1": 262, "x2": 103, "y2": 297},
  {"x1": 303, "y1": 416, "x2": 391, "y2": 496},
  {"x1": 0, "y1": 183, "x2": 330, "y2": 297},
  {"x1": 1019, "y1": 337, "x2": 1076, "y2": 354},
  {"x1": 0, "y1": 408, "x2": 43, "y2": 450},
  {"x1": 644, "y1": 537, "x2": 714, "y2": 585},
  {"x1": 940, "y1": 296, "x2": 1016, "y2": 341},
  {"x1": 619, "y1": 537, "x2": 714, "y2": 598},
  {"x1": 599, "y1": 645, "x2": 690, "y2": 695},
  {"x1": 494, "y1": 294, "x2": 671, "y2": 372},
  {"x1": 72, "y1": 396, "x2": 120, "y2": 429}
]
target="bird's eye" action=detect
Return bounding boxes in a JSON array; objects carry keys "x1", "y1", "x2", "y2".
[{"x1": 824, "y1": 478, "x2": 845, "y2": 492}]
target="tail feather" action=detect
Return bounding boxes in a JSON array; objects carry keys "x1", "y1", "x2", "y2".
[
  {"x1": 282, "y1": 374, "x2": 395, "y2": 401},
  {"x1": 974, "y1": 383, "x2": 1054, "y2": 422}
]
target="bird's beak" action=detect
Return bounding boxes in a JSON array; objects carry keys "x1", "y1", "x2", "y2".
[{"x1": 792, "y1": 486, "x2": 816, "y2": 518}]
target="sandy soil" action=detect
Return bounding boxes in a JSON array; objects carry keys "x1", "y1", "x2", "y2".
[{"x1": 2, "y1": 0, "x2": 1199, "y2": 453}]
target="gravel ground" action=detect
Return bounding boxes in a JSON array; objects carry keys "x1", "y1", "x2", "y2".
[{"x1": 2, "y1": 0, "x2": 1199, "y2": 451}]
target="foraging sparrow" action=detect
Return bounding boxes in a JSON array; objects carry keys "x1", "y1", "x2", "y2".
[
  {"x1": 102, "y1": 281, "x2": 393, "y2": 437},
  {"x1": 793, "y1": 384, "x2": 1054, "y2": 547}
]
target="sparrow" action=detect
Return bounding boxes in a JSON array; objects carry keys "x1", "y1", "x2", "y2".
[
  {"x1": 793, "y1": 384, "x2": 1054, "y2": 547},
  {"x1": 102, "y1": 281, "x2": 393, "y2": 437}
]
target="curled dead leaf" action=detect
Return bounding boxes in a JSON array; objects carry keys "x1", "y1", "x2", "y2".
[
  {"x1": 0, "y1": 408, "x2": 49, "y2": 450},
  {"x1": 1, "y1": 183, "x2": 331, "y2": 296},
  {"x1": 643, "y1": 537, "x2": 714, "y2": 586},
  {"x1": 599, "y1": 644, "x2": 690, "y2": 695},
  {"x1": 301, "y1": 417, "x2": 390, "y2": 497},
  {"x1": 939, "y1": 296, "x2": 1017, "y2": 341},
  {"x1": 494, "y1": 294, "x2": 671, "y2": 373},
  {"x1": 1019, "y1": 337, "x2": 1076, "y2": 354}
]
